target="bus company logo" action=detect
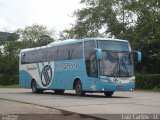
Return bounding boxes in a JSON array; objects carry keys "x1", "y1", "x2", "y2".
[
  {"x1": 41, "y1": 65, "x2": 52, "y2": 87},
  {"x1": 113, "y1": 77, "x2": 119, "y2": 83}
]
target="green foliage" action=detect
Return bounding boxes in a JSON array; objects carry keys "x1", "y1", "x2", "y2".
[
  {"x1": 59, "y1": 29, "x2": 76, "y2": 40},
  {"x1": 135, "y1": 74, "x2": 160, "y2": 90},
  {"x1": 126, "y1": 1, "x2": 160, "y2": 73},
  {"x1": 16, "y1": 24, "x2": 55, "y2": 48},
  {"x1": 0, "y1": 74, "x2": 18, "y2": 85},
  {"x1": 0, "y1": 33, "x2": 19, "y2": 85},
  {"x1": 60, "y1": 0, "x2": 160, "y2": 74},
  {"x1": 0, "y1": 24, "x2": 56, "y2": 85}
]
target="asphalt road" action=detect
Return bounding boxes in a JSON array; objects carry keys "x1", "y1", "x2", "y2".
[
  {"x1": 0, "y1": 99, "x2": 97, "y2": 120},
  {"x1": 0, "y1": 88, "x2": 160, "y2": 119}
]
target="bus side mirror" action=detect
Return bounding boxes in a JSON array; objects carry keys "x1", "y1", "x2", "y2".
[
  {"x1": 132, "y1": 51, "x2": 142, "y2": 63},
  {"x1": 137, "y1": 51, "x2": 142, "y2": 62},
  {"x1": 96, "y1": 49, "x2": 102, "y2": 60}
]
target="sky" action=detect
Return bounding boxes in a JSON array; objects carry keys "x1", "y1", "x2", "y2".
[{"x1": 0, "y1": 0, "x2": 83, "y2": 33}]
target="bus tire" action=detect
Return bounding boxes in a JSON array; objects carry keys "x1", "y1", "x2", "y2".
[
  {"x1": 54, "y1": 90, "x2": 65, "y2": 94},
  {"x1": 104, "y1": 91, "x2": 114, "y2": 97},
  {"x1": 75, "y1": 81, "x2": 85, "y2": 96},
  {"x1": 31, "y1": 80, "x2": 43, "y2": 93}
]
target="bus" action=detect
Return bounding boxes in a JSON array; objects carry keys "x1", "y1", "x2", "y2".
[{"x1": 19, "y1": 38, "x2": 141, "y2": 96}]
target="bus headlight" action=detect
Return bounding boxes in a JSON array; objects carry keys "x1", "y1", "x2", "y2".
[
  {"x1": 130, "y1": 88, "x2": 134, "y2": 91},
  {"x1": 100, "y1": 79, "x2": 110, "y2": 83}
]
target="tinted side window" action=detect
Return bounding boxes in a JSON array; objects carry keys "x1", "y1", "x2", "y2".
[
  {"x1": 21, "y1": 52, "x2": 29, "y2": 64},
  {"x1": 21, "y1": 48, "x2": 48, "y2": 64},
  {"x1": 84, "y1": 41, "x2": 97, "y2": 77},
  {"x1": 70, "y1": 43, "x2": 83, "y2": 59},
  {"x1": 21, "y1": 42, "x2": 83, "y2": 64},
  {"x1": 37, "y1": 48, "x2": 48, "y2": 62},
  {"x1": 28, "y1": 50, "x2": 38, "y2": 63},
  {"x1": 21, "y1": 51, "x2": 34, "y2": 64},
  {"x1": 58, "y1": 45, "x2": 70, "y2": 60},
  {"x1": 47, "y1": 47, "x2": 58, "y2": 61},
  {"x1": 84, "y1": 41, "x2": 96, "y2": 60}
]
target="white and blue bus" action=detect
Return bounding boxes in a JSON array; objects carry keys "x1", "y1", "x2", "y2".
[{"x1": 19, "y1": 38, "x2": 141, "y2": 96}]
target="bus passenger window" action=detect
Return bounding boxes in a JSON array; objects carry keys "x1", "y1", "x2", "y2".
[{"x1": 84, "y1": 41, "x2": 97, "y2": 77}]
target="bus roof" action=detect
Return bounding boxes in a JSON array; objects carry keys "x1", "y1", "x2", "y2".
[
  {"x1": 48, "y1": 37, "x2": 128, "y2": 46},
  {"x1": 21, "y1": 37, "x2": 128, "y2": 53},
  {"x1": 84, "y1": 37, "x2": 128, "y2": 42}
]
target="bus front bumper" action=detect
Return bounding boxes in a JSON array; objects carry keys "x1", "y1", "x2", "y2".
[{"x1": 99, "y1": 82, "x2": 135, "y2": 92}]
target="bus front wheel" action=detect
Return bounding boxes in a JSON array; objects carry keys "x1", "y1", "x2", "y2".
[
  {"x1": 75, "y1": 81, "x2": 85, "y2": 96},
  {"x1": 104, "y1": 91, "x2": 114, "y2": 97}
]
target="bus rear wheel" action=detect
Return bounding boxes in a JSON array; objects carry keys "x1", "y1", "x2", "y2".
[
  {"x1": 31, "y1": 80, "x2": 43, "y2": 93},
  {"x1": 54, "y1": 90, "x2": 65, "y2": 94},
  {"x1": 104, "y1": 91, "x2": 114, "y2": 97},
  {"x1": 75, "y1": 81, "x2": 85, "y2": 96}
]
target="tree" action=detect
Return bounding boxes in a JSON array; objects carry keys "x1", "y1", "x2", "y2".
[
  {"x1": 17, "y1": 24, "x2": 55, "y2": 48},
  {"x1": 125, "y1": 0, "x2": 160, "y2": 73},
  {"x1": 65, "y1": 0, "x2": 127, "y2": 38},
  {"x1": 62, "y1": 0, "x2": 160, "y2": 73},
  {"x1": 0, "y1": 33, "x2": 19, "y2": 85},
  {"x1": 0, "y1": 24, "x2": 56, "y2": 85},
  {"x1": 59, "y1": 28, "x2": 100, "y2": 40},
  {"x1": 59, "y1": 29, "x2": 77, "y2": 40}
]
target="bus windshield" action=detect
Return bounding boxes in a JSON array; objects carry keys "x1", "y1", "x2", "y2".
[{"x1": 98, "y1": 41, "x2": 134, "y2": 77}]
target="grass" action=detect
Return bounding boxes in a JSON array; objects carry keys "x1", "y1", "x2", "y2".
[{"x1": 0, "y1": 84, "x2": 19, "y2": 88}]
